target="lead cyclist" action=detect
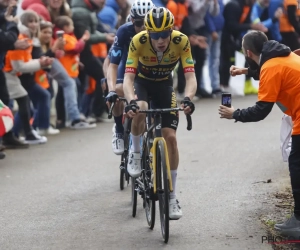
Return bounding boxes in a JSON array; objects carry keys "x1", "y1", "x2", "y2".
[
  {"x1": 123, "y1": 7, "x2": 197, "y2": 219},
  {"x1": 105, "y1": 0, "x2": 155, "y2": 155}
]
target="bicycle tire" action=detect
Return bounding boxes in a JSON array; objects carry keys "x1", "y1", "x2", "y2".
[
  {"x1": 132, "y1": 177, "x2": 137, "y2": 217},
  {"x1": 120, "y1": 117, "x2": 131, "y2": 190},
  {"x1": 120, "y1": 167, "x2": 125, "y2": 190},
  {"x1": 156, "y1": 140, "x2": 169, "y2": 243},
  {"x1": 143, "y1": 134, "x2": 156, "y2": 229}
]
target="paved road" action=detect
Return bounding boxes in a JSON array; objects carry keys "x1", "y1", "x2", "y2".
[{"x1": 0, "y1": 96, "x2": 289, "y2": 250}]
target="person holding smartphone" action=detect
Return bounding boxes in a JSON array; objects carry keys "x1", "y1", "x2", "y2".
[{"x1": 219, "y1": 30, "x2": 300, "y2": 237}]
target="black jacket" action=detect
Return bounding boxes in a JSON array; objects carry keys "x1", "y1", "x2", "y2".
[
  {"x1": 233, "y1": 41, "x2": 291, "y2": 122},
  {"x1": 222, "y1": 0, "x2": 252, "y2": 48},
  {"x1": 0, "y1": 9, "x2": 19, "y2": 69}
]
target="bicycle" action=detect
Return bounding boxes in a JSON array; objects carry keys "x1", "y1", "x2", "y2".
[
  {"x1": 108, "y1": 98, "x2": 132, "y2": 192},
  {"x1": 132, "y1": 105, "x2": 192, "y2": 243}
]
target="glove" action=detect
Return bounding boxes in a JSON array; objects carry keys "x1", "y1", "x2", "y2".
[
  {"x1": 105, "y1": 91, "x2": 118, "y2": 103},
  {"x1": 181, "y1": 97, "x2": 195, "y2": 114},
  {"x1": 124, "y1": 100, "x2": 139, "y2": 114}
]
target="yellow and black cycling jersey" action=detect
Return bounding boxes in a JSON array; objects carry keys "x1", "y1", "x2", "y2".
[{"x1": 125, "y1": 30, "x2": 195, "y2": 81}]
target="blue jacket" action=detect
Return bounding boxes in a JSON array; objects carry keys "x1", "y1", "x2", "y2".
[
  {"x1": 204, "y1": 0, "x2": 224, "y2": 33},
  {"x1": 268, "y1": 0, "x2": 283, "y2": 41},
  {"x1": 97, "y1": 0, "x2": 120, "y2": 32},
  {"x1": 250, "y1": 0, "x2": 282, "y2": 41}
]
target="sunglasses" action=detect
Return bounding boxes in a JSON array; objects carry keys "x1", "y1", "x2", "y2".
[
  {"x1": 149, "y1": 30, "x2": 172, "y2": 40},
  {"x1": 133, "y1": 19, "x2": 144, "y2": 27}
]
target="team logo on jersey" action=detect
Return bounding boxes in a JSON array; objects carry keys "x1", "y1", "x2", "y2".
[
  {"x1": 114, "y1": 36, "x2": 118, "y2": 45},
  {"x1": 126, "y1": 58, "x2": 134, "y2": 65},
  {"x1": 186, "y1": 58, "x2": 194, "y2": 64},
  {"x1": 143, "y1": 56, "x2": 149, "y2": 61},
  {"x1": 139, "y1": 34, "x2": 147, "y2": 44},
  {"x1": 150, "y1": 57, "x2": 156, "y2": 62},
  {"x1": 183, "y1": 67, "x2": 195, "y2": 73},
  {"x1": 182, "y1": 40, "x2": 190, "y2": 52},
  {"x1": 130, "y1": 41, "x2": 137, "y2": 52},
  {"x1": 111, "y1": 49, "x2": 122, "y2": 57},
  {"x1": 164, "y1": 58, "x2": 170, "y2": 62},
  {"x1": 172, "y1": 36, "x2": 182, "y2": 45}
]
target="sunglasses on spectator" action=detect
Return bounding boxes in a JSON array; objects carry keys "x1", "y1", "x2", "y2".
[
  {"x1": 133, "y1": 19, "x2": 144, "y2": 27},
  {"x1": 149, "y1": 30, "x2": 172, "y2": 40}
]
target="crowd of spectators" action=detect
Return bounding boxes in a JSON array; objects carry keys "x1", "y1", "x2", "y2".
[{"x1": 0, "y1": 0, "x2": 299, "y2": 160}]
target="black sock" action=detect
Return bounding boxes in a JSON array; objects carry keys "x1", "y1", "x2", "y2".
[{"x1": 114, "y1": 115, "x2": 124, "y2": 134}]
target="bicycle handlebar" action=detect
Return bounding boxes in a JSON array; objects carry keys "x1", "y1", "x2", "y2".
[
  {"x1": 108, "y1": 97, "x2": 128, "y2": 119},
  {"x1": 138, "y1": 108, "x2": 192, "y2": 131},
  {"x1": 108, "y1": 100, "x2": 192, "y2": 131}
]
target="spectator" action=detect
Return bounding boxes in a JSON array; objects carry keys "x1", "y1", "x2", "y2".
[
  {"x1": 168, "y1": 0, "x2": 208, "y2": 101},
  {"x1": 54, "y1": 16, "x2": 90, "y2": 109},
  {"x1": 0, "y1": 0, "x2": 31, "y2": 150},
  {"x1": 220, "y1": 0, "x2": 267, "y2": 95},
  {"x1": 21, "y1": 0, "x2": 96, "y2": 129},
  {"x1": 16, "y1": 11, "x2": 59, "y2": 136},
  {"x1": 3, "y1": 10, "x2": 52, "y2": 144},
  {"x1": 279, "y1": 0, "x2": 300, "y2": 50},
  {"x1": 204, "y1": 0, "x2": 224, "y2": 96},
  {"x1": 72, "y1": 0, "x2": 115, "y2": 122},
  {"x1": 187, "y1": 0, "x2": 219, "y2": 98}
]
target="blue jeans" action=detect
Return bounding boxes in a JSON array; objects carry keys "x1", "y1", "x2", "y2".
[
  {"x1": 50, "y1": 59, "x2": 81, "y2": 121},
  {"x1": 27, "y1": 84, "x2": 51, "y2": 129},
  {"x1": 207, "y1": 31, "x2": 222, "y2": 91},
  {"x1": 81, "y1": 93, "x2": 93, "y2": 117}
]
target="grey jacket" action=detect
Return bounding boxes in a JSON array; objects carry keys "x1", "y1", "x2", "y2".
[
  {"x1": 187, "y1": 0, "x2": 220, "y2": 30},
  {"x1": 71, "y1": 0, "x2": 107, "y2": 44}
]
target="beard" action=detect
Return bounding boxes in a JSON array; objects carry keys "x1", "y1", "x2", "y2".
[{"x1": 245, "y1": 56, "x2": 259, "y2": 70}]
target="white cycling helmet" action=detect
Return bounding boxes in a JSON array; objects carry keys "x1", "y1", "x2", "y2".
[
  {"x1": 130, "y1": 0, "x2": 155, "y2": 19},
  {"x1": 126, "y1": 14, "x2": 131, "y2": 22}
]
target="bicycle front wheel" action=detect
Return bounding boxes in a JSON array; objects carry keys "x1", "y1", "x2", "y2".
[
  {"x1": 156, "y1": 140, "x2": 169, "y2": 243},
  {"x1": 131, "y1": 177, "x2": 137, "y2": 217}
]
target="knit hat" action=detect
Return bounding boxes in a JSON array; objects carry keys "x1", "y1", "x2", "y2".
[{"x1": 27, "y1": 3, "x2": 51, "y2": 21}]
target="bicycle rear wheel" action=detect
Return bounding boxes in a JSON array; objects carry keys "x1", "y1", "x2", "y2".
[
  {"x1": 156, "y1": 140, "x2": 169, "y2": 243},
  {"x1": 132, "y1": 177, "x2": 137, "y2": 217}
]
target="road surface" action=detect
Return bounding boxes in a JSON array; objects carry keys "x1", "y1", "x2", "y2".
[{"x1": 0, "y1": 95, "x2": 289, "y2": 250}]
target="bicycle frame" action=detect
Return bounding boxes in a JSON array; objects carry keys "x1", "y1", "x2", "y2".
[{"x1": 146, "y1": 113, "x2": 173, "y2": 194}]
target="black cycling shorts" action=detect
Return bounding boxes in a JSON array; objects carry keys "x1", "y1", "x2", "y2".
[{"x1": 134, "y1": 76, "x2": 179, "y2": 130}]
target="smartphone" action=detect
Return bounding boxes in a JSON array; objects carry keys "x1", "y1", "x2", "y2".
[
  {"x1": 56, "y1": 30, "x2": 64, "y2": 38},
  {"x1": 221, "y1": 93, "x2": 232, "y2": 108}
]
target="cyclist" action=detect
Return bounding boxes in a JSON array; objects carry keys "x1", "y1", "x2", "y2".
[
  {"x1": 105, "y1": 0, "x2": 155, "y2": 155},
  {"x1": 123, "y1": 7, "x2": 197, "y2": 219}
]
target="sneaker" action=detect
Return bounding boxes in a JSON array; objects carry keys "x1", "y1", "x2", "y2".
[
  {"x1": 127, "y1": 151, "x2": 142, "y2": 178},
  {"x1": 38, "y1": 126, "x2": 60, "y2": 136},
  {"x1": 95, "y1": 112, "x2": 114, "y2": 123},
  {"x1": 212, "y1": 89, "x2": 222, "y2": 98},
  {"x1": 274, "y1": 214, "x2": 300, "y2": 237},
  {"x1": 112, "y1": 133, "x2": 124, "y2": 155},
  {"x1": 244, "y1": 79, "x2": 258, "y2": 95},
  {"x1": 86, "y1": 116, "x2": 96, "y2": 123},
  {"x1": 221, "y1": 85, "x2": 243, "y2": 96},
  {"x1": 25, "y1": 130, "x2": 47, "y2": 145},
  {"x1": 0, "y1": 151, "x2": 5, "y2": 160},
  {"x1": 196, "y1": 88, "x2": 212, "y2": 98},
  {"x1": 169, "y1": 198, "x2": 182, "y2": 220},
  {"x1": 3, "y1": 134, "x2": 29, "y2": 149},
  {"x1": 70, "y1": 119, "x2": 97, "y2": 129}
]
